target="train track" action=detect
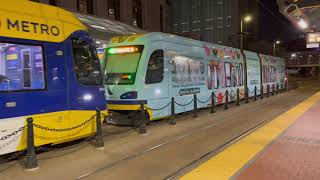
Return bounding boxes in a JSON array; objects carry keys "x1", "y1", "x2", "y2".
[
  {"x1": 75, "y1": 87, "x2": 319, "y2": 180},
  {"x1": 76, "y1": 95, "x2": 295, "y2": 179}
]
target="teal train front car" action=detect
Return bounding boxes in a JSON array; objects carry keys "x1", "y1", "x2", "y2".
[
  {"x1": 104, "y1": 33, "x2": 286, "y2": 125},
  {"x1": 104, "y1": 43, "x2": 152, "y2": 125}
]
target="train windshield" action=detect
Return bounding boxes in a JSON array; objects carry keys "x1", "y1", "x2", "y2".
[
  {"x1": 72, "y1": 38, "x2": 103, "y2": 86},
  {"x1": 104, "y1": 46, "x2": 143, "y2": 85}
]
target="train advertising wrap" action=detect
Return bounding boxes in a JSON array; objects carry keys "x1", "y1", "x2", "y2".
[
  {"x1": 105, "y1": 32, "x2": 286, "y2": 125},
  {"x1": 245, "y1": 51, "x2": 261, "y2": 86},
  {"x1": 171, "y1": 55, "x2": 205, "y2": 96}
]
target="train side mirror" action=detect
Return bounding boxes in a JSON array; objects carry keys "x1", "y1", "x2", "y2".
[
  {"x1": 0, "y1": 75, "x2": 9, "y2": 82},
  {"x1": 103, "y1": 75, "x2": 108, "y2": 82}
]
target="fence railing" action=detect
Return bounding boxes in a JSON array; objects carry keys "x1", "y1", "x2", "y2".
[
  {"x1": 0, "y1": 109, "x2": 107, "y2": 170},
  {"x1": 137, "y1": 82, "x2": 298, "y2": 135}
]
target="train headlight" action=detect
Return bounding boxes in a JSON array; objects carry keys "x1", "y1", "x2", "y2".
[
  {"x1": 120, "y1": 91, "x2": 138, "y2": 99},
  {"x1": 121, "y1": 74, "x2": 133, "y2": 80},
  {"x1": 83, "y1": 94, "x2": 93, "y2": 101},
  {"x1": 155, "y1": 89, "x2": 161, "y2": 95}
]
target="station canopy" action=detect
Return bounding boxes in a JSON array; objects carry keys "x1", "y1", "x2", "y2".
[
  {"x1": 74, "y1": 13, "x2": 146, "y2": 48},
  {"x1": 277, "y1": 0, "x2": 320, "y2": 32}
]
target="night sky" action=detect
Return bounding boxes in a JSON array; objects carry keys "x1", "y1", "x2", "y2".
[{"x1": 258, "y1": 0, "x2": 301, "y2": 42}]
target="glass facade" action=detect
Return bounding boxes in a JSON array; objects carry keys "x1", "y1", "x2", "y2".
[{"x1": 75, "y1": 12, "x2": 146, "y2": 48}]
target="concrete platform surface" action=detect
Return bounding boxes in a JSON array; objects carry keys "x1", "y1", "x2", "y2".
[
  {"x1": 236, "y1": 93, "x2": 320, "y2": 180},
  {"x1": 181, "y1": 82, "x2": 320, "y2": 180}
]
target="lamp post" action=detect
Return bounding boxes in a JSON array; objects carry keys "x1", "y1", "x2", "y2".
[
  {"x1": 240, "y1": 15, "x2": 252, "y2": 50},
  {"x1": 240, "y1": 15, "x2": 252, "y2": 102},
  {"x1": 273, "y1": 40, "x2": 280, "y2": 56}
]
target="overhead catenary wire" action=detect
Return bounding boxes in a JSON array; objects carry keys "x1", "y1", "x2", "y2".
[{"x1": 255, "y1": 0, "x2": 287, "y2": 25}]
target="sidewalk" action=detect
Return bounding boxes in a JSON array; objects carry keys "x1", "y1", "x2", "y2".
[
  {"x1": 236, "y1": 94, "x2": 320, "y2": 180},
  {"x1": 181, "y1": 91, "x2": 320, "y2": 180}
]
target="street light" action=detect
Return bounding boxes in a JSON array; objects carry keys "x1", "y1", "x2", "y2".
[
  {"x1": 240, "y1": 15, "x2": 252, "y2": 103},
  {"x1": 297, "y1": 18, "x2": 308, "y2": 30},
  {"x1": 240, "y1": 15, "x2": 252, "y2": 50},
  {"x1": 273, "y1": 40, "x2": 281, "y2": 56},
  {"x1": 244, "y1": 16, "x2": 252, "y2": 23}
]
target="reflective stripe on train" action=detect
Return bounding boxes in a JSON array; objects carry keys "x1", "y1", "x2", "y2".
[
  {"x1": 0, "y1": 1, "x2": 107, "y2": 155},
  {"x1": 103, "y1": 33, "x2": 286, "y2": 125}
]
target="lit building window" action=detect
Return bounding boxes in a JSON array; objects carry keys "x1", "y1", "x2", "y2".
[
  {"x1": 132, "y1": 0, "x2": 142, "y2": 28},
  {"x1": 77, "y1": 0, "x2": 94, "y2": 14},
  {"x1": 108, "y1": 0, "x2": 120, "y2": 20}
]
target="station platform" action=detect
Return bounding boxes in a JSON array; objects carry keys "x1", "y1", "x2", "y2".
[
  {"x1": 1, "y1": 81, "x2": 320, "y2": 180},
  {"x1": 182, "y1": 90, "x2": 320, "y2": 180}
]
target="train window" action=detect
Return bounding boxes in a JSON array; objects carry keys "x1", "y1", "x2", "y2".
[
  {"x1": 269, "y1": 66, "x2": 272, "y2": 82},
  {"x1": 264, "y1": 66, "x2": 269, "y2": 83},
  {"x1": 0, "y1": 42, "x2": 45, "y2": 92},
  {"x1": 224, "y1": 62, "x2": 231, "y2": 87},
  {"x1": 263, "y1": 66, "x2": 266, "y2": 83},
  {"x1": 145, "y1": 50, "x2": 164, "y2": 84},
  {"x1": 72, "y1": 38, "x2": 103, "y2": 86},
  {"x1": 270, "y1": 66, "x2": 273, "y2": 82},
  {"x1": 234, "y1": 66, "x2": 239, "y2": 86},
  {"x1": 208, "y1": 64, "x2": 218, "y2": 89},
  {"x1": 207, "y1": 64, "x2": 212, "y2": 90},
  {"x1": 105, "y1": 46, "x2": 143, "y2": 85},
  {"x1": 238, "y1": 63, "x2": 243, "y2": 86},
  {"x1": 214, "y1": 65, "x2": 218, "y2": 89},
  {"x1": 231, "y1": 65, "x2": 237, "y2": 87},
  {"x1": 273, "y1": 66, "x2": 276, "y2": 82}
]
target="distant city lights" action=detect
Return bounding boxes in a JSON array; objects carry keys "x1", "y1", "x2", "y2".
[{"x1": 307, "y1": 32, "x2": 320, "y2": 43}]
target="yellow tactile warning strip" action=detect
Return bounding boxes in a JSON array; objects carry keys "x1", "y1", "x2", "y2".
[{"x1": 181, "y1": 92, "x2": 320, "y2": 180}]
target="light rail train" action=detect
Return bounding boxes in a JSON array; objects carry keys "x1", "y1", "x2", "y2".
[
  {"x1": 0, "y1": 1, "x2": 106, "y2": 155},
  {"x1": 104, "y1": 33, "x2": 286, "y2": 125}
]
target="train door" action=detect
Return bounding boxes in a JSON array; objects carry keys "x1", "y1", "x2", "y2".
[
  {"x1": 66, "y1": 32, "x2": 105, "y2": 112},
  {"x1": 144, "y1": 48, "x2": 169, "y2": 117}
]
